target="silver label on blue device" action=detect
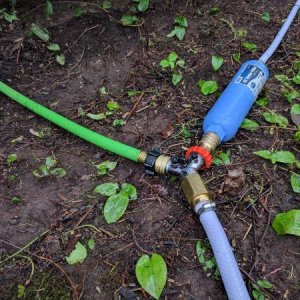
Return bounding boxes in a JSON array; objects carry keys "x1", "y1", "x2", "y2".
[{"x1": 235, "y1": 65, "x2": 266, "y2": 97}]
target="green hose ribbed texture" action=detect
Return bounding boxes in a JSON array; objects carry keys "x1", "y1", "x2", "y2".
[{"x1": 0, "y1": 81, "x2": 141, "y2": 162}]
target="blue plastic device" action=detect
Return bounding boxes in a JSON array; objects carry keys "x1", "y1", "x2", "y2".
[{"x1": 203, "y1": 60, "x2": 269, "y2": 142}]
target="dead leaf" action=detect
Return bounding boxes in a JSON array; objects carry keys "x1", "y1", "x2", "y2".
[
  {"x1": 160, "y1": 124, "x2": 174, "y2": 139},
  {"x1": 218, "y1": 167, "x2": 246, "y2": 193}
]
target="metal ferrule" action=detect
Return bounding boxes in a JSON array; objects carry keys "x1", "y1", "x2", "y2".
[
  {"x1": 181, "y1": 172, "x2": 211, "y2": 208},
  {"x1": 137, "y1": 151, "x2": 147, "y2": 164},
  {"x1": 199, "y1": 132, "x2": 220, "y2": 153},
  {"x1": 154, "y1": 155, "x2": 171, "y2": 175}
]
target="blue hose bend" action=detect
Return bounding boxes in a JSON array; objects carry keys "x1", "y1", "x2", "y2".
[{"x1": 195, "y1": 204, "x2": 250, "y2": 300}]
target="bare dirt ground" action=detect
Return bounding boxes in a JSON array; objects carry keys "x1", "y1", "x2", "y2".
[{"x1": 0, "y1": 0, "x2": 299, "y2": 299}]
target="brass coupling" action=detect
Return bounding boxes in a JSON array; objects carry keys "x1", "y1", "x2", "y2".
[
  {"x1": 181, "y1": 172, "x2": 211, "y2": 208},
  {"x1": 154, "y1": 154, "x2": 171, "y2": 175},
  {"x1": 199, "y1": 132, "x2": 220, "y2": 154}
]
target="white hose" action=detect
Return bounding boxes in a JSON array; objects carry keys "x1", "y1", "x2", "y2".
[
  {"x1": 259, "y1": 0, "x2": 300, "y2": 63},
  {"x1": 195, "y1": 203, "x2": 250, "y2": 300}
]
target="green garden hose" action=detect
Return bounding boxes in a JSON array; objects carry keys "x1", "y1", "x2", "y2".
[{"x1": 0, "y1": 81, "x2": 142, "y2": 162}]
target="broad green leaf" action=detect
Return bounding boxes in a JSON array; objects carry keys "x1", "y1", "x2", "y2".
[
  {"x1": 232, "y1": 52, "x2": 241, "y2": 63},
  {"x1": 107, "y1": 101, "x2": 120, "y2": 111},
  {"x1": 94, "y1": 160, "x2": 117, "y2": 175},
  {"x1": 87, "y1": 112, "x2": 106, "y2": 120},
  {"x1": 113, "y1": 119, "x2": 125, "y2": 126},
  {"x1": 3, "y1": 10, "x2": 18, "y2": 23},
  {"x1": 135, "y1": 254, "x2": 167, "y2": 300},
  {"x1": 261, "y1": 12, "x2": 270, "y2": 22},
  {"x1": 213, "y1": 150, "x2": 230, "y2": 165},
  {"x1": 66, "y1": 241, "x2": 87, "y2": 264},
  {"x1": 293, "y1": 71, "x2": 300, "y2": 84},
  {"x1": 211, "y1": 55, "x2": 224, "y2": 71},
  {"x1": 283, "y1": 88, "x2": 300, "y2": 103},
  {"x1": 168, "y1": 52, "x2": 178, "y2": 62},
  {"x1": 94, "y1": 182, "x2": 119, "y2": 196},
  {"x1": 270, "y1": 151, "x2": 295, "y2": 164},
  {"x1": 291, "y1": 104, "x2": 300, "y2": 125},
  {"x1": 257, "y1": 279, "x2": 273, "y2": 289},
  {"x1": 103, "y1": 193, "x2": 129, "y2": 223},
  {"x1": 253, "y1": 150, "x2": 272, "y2": 160},
  {"x1": 172, "y1": 73, "x2": 182, "y2": 86},
  {"x1": 46, "y1": 156, "x2": 57, "y2": 168},
  {"x1": 30, "y1": 23, "x2": 50, "y2": 42},
  {"x1": 295, "y1": 131, "x2": 300, "y2": 143},
  {"x1": 56, "y1": 54, "x2": 65, "y2": 65},
  {"x1": 242, "y1": 42, "x2": 257, "y2": 52},
  {"x1": 198, "y1": 80, "x2": 218, "y2": 95},
  {"x1": 160, "y1": 59, "x2": 169, "y2": 69},
  {"x1": 241, "y1": 118, "x2": 259, "y2": 131},
  {"x1": 174, "y1": 26, "x2": 186, "y2": 41},
  {"x1": 263, "y1": 111, "x2": 288, "y2": 127},
  {"x1": 256, "y1": 96, "x2": 269, "y2": 106},
  {"x1": 44, "y1": 1, "x2": 53, "y2": 18},
  {"x1": 251, "y1": 289, "x2": 263, "y2": 300},
  {"x1": 88, "y1": 239, "x2": 95, "y2": 250},
  {"x1": 138, "y1": 0, "x2": 149, "y2": 12},
  {"x1": 47, "y1": 43, "x2": 60, "y2": 51},
  {"x1": 7, "y1": 153, "x2": 18, "y2": 165},
  {"x1": 175, "y1": 16, "x2": 188, "y2": 28},
  {"x1": 50, "y1": 167, "x2": 66, "y2": 177},
  {"x1": 121, "y1": 183, "x2": 137, "y2": 200},
  {"x1": 166, "y1": 29, "x2": 176, "y2": 38},
  {"x1": 291, "y1": 173, "x2": 300, "y2": 193},
  {"x1": 120, "y1": 15, "x2": 139, "y2": 26},
  {"x1": 272, "y1": 209, "x2": 300, "y2": 236},
  {"x1": 102, "y1": 0, "x2": 112, "y2": 10}
]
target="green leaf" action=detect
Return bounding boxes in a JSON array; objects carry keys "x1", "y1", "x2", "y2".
[
  {"x1": 56, "y1": 54, "x2": 65, "y2": 66},
  {"x1": 103, "y1": 193, "x2": 129, "y2": 223},
  {"x1": 232, "y1": 52, "x2": 241, "y2": 63},
  {"x1": 30, "y1": 23, "x2": 50, "y2": 42},
  {"x1": 256, "y1": 96, "x2": 269, "y2": 106},
  {"x1": 113, "y1": 119, "x2": 125, "y2": 126},
  {"x1": 66, "y1": 241, "x2": 87, "y2": 264},
  {"x1": 135, "y1": 254, "x2": 167, "y2": 300},
  {"x1": 50, "y1": 167, "x2": 66, "y2": 177},
  {"x1": 274, "y1": 74, "x2": 290, "y2": 86},
  {"x1": 254, "y1": 150, "x2": 295, "y2": 165},
  {"x1": 3, "y1": 10, "x2": 18, "y2": 23},
  {"x1": 176, "y1": 59, "x2": 185, "y2": 67},
  {"x1": 283, "y1": 88, "x2": 300, "y2": 103},
  {"x1": 87, "y1": 239, "x2": 95, "y2": 250},
  {"x1": 121, "y1": 183, "x2": 137, "y2": 200},
  {"x1": 7, "y1": 153, "x2": 18, "y2": 166},
  {"x1": 44, "y1": 1, "x2": 53, "y2": 18},
  {"x1": 99, "y1": 86, "x2": 107, "y2": 95},
  {"x1": 47, "y1": 43, "x2": 60, "y2": 51},
  {"x1": 94, "y1": 161, "x2": 117, "y2": 175},
  {"x1": 102, "y1": 0, "x2": 112, "y2": 10},
  {"x1": 272, "y1": 209, "x2": 300, "y2": 236},
  {"x1": 107, "y1": 101, "x2": 120, "y2": 111},
  {"x1": 253, "y1": 150, "x2": 272, "y2": 160},
  {"x1": 45, "y1": 156, "x2": 56, "y2": 168},
  {"x1": 291, "y1": 173, "x2": 300, "y2": 193},
  {"x1": 32, "y1": 165, "x2": 49, "y2": 177},
  {"x1": 263, "y1": 111, "x2": 288, "y2": 127},
  {"x1": 11, "y1": 197, "x2": 21, "y2": 205},
  {"x1": 138, "y1": 0, "x2": 149, "y2": 12},
  {"x1": 166, "y1": 29, "x2": 176, "y2": 38},
  {"x1": 242, "y1": 42, "x2": 257, "y2": 52},
  {"x1": 168, "y1": 52, "x2": 178, "y2": 62},
  {"x1": 261, "y1": 12, "x2": 270, "y2": 22},
  {"x1": 175, "y1": 16, "x2": 188, "y2": 28},
  {"x1": 257, "y1": 279, "x2": 273, "y2": 289},
  {"x1": 209, "y1": 7, "x2": 220, "y2": 15},
  {"x1": 120, "y1": 15, "x2": 139, "y2": 26},
  {"x1": 198, "y1": 80, "x2": 218, "y2": 95},
  {"x1": 211, "y1": 55, "x2": 224, "y2": 71},
  {"x1": 292, "y1": 71, "x2": 300, "y2": 84},
  {"x1": 213, "y1": 150, "x2": 230, "y2": 165},
  {"x1": 87, "y1": 112, "x2": 106, "y2": 120},
  {"x1": 17, "y1": 284, "x2": 25, "y2": 299},
  {"x1": 172, "y1": 73, "x2": 182, "y2": 86},
  {"x1": 295, "y1": 131, "x2": 300, "y2": 143},
  {"x1": 160, "y1": 59, "x2": 169, "y2": 69},
  {"x1": 74, "y1": 6, "x2": 83, "y2": 17},
  {"x1": 94, "y1": 182, "x2": 119, "y2": 196},
  {"x1": 291, "y1": 104, "x2": 300, "y2": 125},
  {"x1": 252, "y1": 289, "x2": 264, "y2": 300},
  {"x1": 174, "y1": 26, "x2": 186, "y2": 41},
  {"x1": 241, "y1": 118, "x2": 259, "y2": 131}
]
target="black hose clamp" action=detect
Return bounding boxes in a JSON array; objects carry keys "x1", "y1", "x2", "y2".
[{"x1": 144, "y1": 149, "x2": 161, "y2": 175}]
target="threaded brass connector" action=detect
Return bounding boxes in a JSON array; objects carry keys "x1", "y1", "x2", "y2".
[
  {"x1": 137, "y1": 151, "x2": 147, "y2": 164},
  {"x1": 199, "y1": 132, "x2": 220, "y2": 154},
  {"x1": 181, "y1": 173, "x2": 211, "y2": 208},
  {"x1": 154, "y1": 155, "x2": 170, "y2": 175}
]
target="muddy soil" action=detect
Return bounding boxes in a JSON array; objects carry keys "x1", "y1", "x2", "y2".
[{"x1": 0, "y1": 0, "x2": 299, "y2": 299}]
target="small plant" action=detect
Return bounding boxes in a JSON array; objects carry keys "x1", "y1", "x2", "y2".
[
  {"x1": 256, "y1": 96, "x2": 269, "y2": 106},
  {"x1": 196, "y1": 240, "x2": 220, "y2": 278},
  {"x1": 94, "y1": 160, "x2": 117, "y2": 175},
  {"x1": 167, "y1": 16, "x2": 188, "y2": 41},
  {"x1": 6, "y1": 153, "x2": 18, "y2": 166},
  {"x1": 251, "y1": 279, "x2": 273, "y2": 300},
  {"x1": 211, "y1": 55, "x2": 224, "y2": 71},
  {"x1": 261, "y1": 12, "x2": 271, "y2": 22},
  {"x1": 66, "y1": 241, "x2": 87, "y2": 265},
  {"x1": 11, "y1": 196, "x2": 21, "y2": 205},
  {"x1": 0, "y1": 7, "x2": 18, "y2": 29},
  {"x1": 135, "y1": 254, "x2": 167, "y2": 299},
  {"x1": 232, "y1": 52, "x2": 241, "y2": 63},
  {"x1": 213, "y1": 150, "x2": 231, "y2": 166},
  {"x1": 93, "y1": 182, "x2": 137, "y2": 223},
  {"x1": 32, "y1": 155, "x2": 66, "y2": 178},
  {"x1": 160, "y1": 52, "x2": 185, "y2": 86},
  {"x1": 198, "y1": 80, "x2": 218, "y2": 95},
  {"x1": 44, "y1": 1, "x2": 53, "y2": 19},
  {"x1": 272, "y1": 209, "x2": 300, "y2": 236},
  {"x1": 242, "y1": 42, "x2": 257, "y2": 52}
]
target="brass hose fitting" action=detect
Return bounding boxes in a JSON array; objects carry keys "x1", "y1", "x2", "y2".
[
  {"x1": 199, "y1": 132, "x2": 220, "y2": 154},
  {"x1": 137, "y1": 150, "x2": 147, "y2": 164},
  {"x1": 181, "y1": 172, "x2": 211, "y2": 208},
  {"x1": 154, "y1": 155, "x2": 171, "y2": 175}
]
